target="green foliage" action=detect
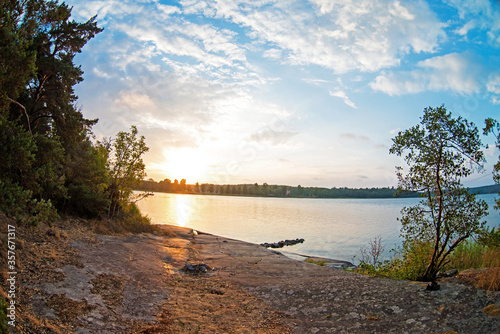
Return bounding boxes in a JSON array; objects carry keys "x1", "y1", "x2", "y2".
[
  {"x1": 139, "y1": 179, "x2": 401, "y2": 199},
  {"x1": 0, "y1": 0, "x2": 37, "y2": 113},
  {"x1": 484, "y1": 118, "x2": 500, "y2": 211},
  {"x1": 0, "y1": 114, "x2": 59, "y2": 225},
  {"x1": 444, "y1": 241, "x2": 488, "y2": 270},
  {"x1": 478, "y1": 226, "x2": 500, "y2": 248},
  {"x1": 0, "y1": 0, "x2": 111, "y2": 222},
  {"x1": 304, "y1": 259, "x2": 326, "y2": 266},
  {"x1": 63, "y1": 142, "x2": 110, "y2": 217},
  {"x1": 105, "y1": 126, "x2": 149, "y2": 218},
  {"x1": 120, "y1": 203, "x2": 156, "y2": 233},
  {"x1": 358, "y1": 242, "x2": 436, "y2": 281},
  {"x1": 389, "y1": 105, "x2": 488, "y2": 281},
  {"x1": 92, "y1": 203, "x2": 157, "y2": 234}
]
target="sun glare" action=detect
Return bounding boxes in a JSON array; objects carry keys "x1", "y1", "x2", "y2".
[
  {"x1": 174, "y1": 195, "x2": 193, "y2": 227},
  {"x1": 163, "y1": 148, "x2": 208, "y2": 183}
]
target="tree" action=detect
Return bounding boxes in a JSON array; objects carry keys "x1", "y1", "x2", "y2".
[
  {"x1": 0, "y1": 0, "x2": 104, "y2": 222},
  {"x1": 390, "y1": 105, "x2": 488, "y2": 282},
  {"x1": 106, "y1": 126, "x2": 149, "y2": 218},
  {"x1": 484, "y1": 118, "x2": 500, "y2": 210},
  {"x1": 180, "y1": 179, "x2": 187, "y2": 192}
]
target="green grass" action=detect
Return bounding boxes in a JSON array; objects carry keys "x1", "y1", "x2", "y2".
[
  {"x1": 92, "y1": 203, "x2": 158, "y2": 234},
  {"x1": 304, "y1": 259, "x2": 326, "y2": 266},
  {"x1": 355, "y1": 239, "x2": 500, "y2": 290}
]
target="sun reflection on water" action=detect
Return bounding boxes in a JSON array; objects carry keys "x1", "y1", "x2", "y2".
[{"x1": 174, "y1": 195, "x2": 194, "y2": 227}]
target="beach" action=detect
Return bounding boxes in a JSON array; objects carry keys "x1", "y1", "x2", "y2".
[{"x1": 2, "y1": 218, "x2": 500, "y2": 333}]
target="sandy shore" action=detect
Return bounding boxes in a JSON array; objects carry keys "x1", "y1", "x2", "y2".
[{"x1": 3, "y1": 220, "x2": 500, "y2": 333}]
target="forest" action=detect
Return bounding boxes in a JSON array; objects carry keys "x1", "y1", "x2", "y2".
[
  {"x1": 137, "y1": 179, "x2": 400, "y2": 198},
  {"x1": 136, "y1": 179, "x2": 500, "y2": 199},
  {"x1": 0, "y1": 1, "x2": 148, "y2": 224}
]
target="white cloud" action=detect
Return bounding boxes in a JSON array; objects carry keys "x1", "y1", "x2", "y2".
[
  {"x1": 329, "y1": 90, "x2": 357, "y2": 109},
  {"x1": 249, "y1": 129, "x2": 298, "y2": 146},
  {"x1": 115, "y1": 90, "x2": 156, "y2": 109},
  {"x1": 487, "y1": 73, "x2": 500, "y2": 104},
  {"x1": 262, "y1": 48, "x2": 283, "y2": 60},
  {"x1": 370, "y1": 52, "x2": 483, "y2": 95},
  {"x1": 181, "y1": 0, "x2": 446, "y2": 73},
  {"x1": 445, "y1": 0, "x2": 500, "y2": 45}
]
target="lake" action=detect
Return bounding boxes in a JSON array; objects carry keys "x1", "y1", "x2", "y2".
[{"x1": 135, "y1": 192, "x2": 500, "y2": 263}]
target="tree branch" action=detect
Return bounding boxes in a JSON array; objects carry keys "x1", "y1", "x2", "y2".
[{"x1": 7, "y1": 97, "x2": 32, "y2": 135}]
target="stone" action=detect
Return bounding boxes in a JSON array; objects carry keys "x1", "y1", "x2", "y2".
[
  {"x1": 426, "y1": 281, "x2": 440, "y2": 291},
  {"x1": 260, "y1": 238, "x2": 305, "y2": 248},
  {"x1": 437, "y1": 269, "x2": 458, "y2": 278},
  {"x1": 182, "y1": 263, "x2": 212, "y2": 275}
]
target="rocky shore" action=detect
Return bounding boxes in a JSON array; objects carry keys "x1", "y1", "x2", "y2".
[
  {"x1": 3, "y1": 218, "x2": 500, "y2": 333},
  {"x1": 260, "y1": 238, "x2": 305, "y2": 248}
]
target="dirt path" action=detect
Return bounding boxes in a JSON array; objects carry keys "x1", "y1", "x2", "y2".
[{"x1": 4, "y1": 220, "x2": 500, "y2": 333}]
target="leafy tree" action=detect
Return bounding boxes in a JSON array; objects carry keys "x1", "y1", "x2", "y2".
[
  {"x1": 0, "y1": 0, "x2": 106, "y2": 221},
  {"x1": 481, "y1": 118, "x2": 500, "y2": 248},
  {"x1": 484, "y1": 118, "x2": 500, "y2": 209},
  {"x1": 180, "y1": 179, "x2": 187, "y2": 191},
  {"x1": 390, "y1": 105, "x2": 488, "y2": 282},
  {"x1": 105, "y1": 126, "x2": 149, "y2": 218}
]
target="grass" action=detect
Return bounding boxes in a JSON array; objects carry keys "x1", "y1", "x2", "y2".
[
  {"x1": 444, "y1": 242, "x2": 500, "y2": 271},
  {"x1": 304, "y1": 259, "x2": 326, "y2": 266},
  {"x1": 443, "y1": 241, "x2": 500, "y2": 291},
  {"x1": 355, "y1": 238, "x2": 500, "y2": 291},
  {"x1": 91, "y1": 203, "x2": 159, "y2": 235}
]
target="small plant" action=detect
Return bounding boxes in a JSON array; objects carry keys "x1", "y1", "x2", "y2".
[
  {"x1": 360, "y1": 236, "x2": 384, "y2": 267},
  {"x1": 304, "y1": 259, "x2": 326, "y2": 266}
]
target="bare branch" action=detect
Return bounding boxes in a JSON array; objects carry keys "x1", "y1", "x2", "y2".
[{"x1": 7, "y1": 97, "x2": 32, "y2": 135}]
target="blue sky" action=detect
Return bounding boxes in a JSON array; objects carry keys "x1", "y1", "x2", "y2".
[{"x1": 67, "y1": 0, "x2": 500, "y2": 188}]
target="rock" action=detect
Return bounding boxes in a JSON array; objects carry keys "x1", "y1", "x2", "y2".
[
  {"x1": 260, "y1": 238, "x2": 305, "y2": 248},
  {"x1": 182, "y1": 263, "x2": 212, "y2": 275},
  {"x1": 437, "y1": 269, "x2": 458, "y2": 278},
  {"x1": 426, "y1": 281, "x2": 440, "y2": 291}
]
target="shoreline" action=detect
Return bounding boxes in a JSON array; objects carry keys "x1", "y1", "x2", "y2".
[
  {"x1": 189, "y1": 226, "x2": 355, "y2": 268},
  {"x1": 3, "y1": 218, "x2": 499, "y2": 333}
]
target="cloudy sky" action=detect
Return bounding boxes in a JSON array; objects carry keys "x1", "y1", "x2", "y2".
[{"x1": 67, "y1": 0, "x2": 500, "y2": 188}]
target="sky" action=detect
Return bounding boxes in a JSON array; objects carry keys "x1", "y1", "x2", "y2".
[{"x1": 67, "y1": 0, "x2": 500, "y2": 188}]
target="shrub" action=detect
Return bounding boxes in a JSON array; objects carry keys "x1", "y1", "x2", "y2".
[
  {"x1": 478, "y1": 226, "x2": 500, "y2": 248},
  {"x1": 91, "y1": 203, "x2": 157, "y2": 235},
  {"x1": 357, "y1": 241, "x2": 434, "y2": 281}
]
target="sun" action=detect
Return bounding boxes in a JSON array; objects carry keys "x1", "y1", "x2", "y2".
[{"x1": 162, "y1": 148, "x2": 208, "y2": 183}]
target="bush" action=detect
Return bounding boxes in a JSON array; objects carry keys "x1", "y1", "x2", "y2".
[
  {"x1": 357, "y1": 241, "x2": 434, "y2": 281},
  {"x1": 91, "y1": 203, "x2": 157, "y2": 235},
  {"x1": 478, "y1": 226, "x2": 500, "y2": 248}
]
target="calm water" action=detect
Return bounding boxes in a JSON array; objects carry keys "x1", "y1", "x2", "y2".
[{"x1": 136, "y1": 192, "x2": 500, "y2": 263}]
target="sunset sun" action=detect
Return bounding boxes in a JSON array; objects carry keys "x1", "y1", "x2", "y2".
[{"x1": 162, "y1": 148, "x2": 208, "y2": 183}]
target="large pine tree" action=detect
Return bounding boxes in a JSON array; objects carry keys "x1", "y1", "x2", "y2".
[{"x1": 0, "y1": 0, "x2": 108, "y2": 221}]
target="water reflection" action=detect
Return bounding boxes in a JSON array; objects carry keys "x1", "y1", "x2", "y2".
[
  {"x1": 174, "y1": 195, "x2": 194, "y2": 227},
  {"x1": 136, "y1": 192, "x2": 500, "y2": 262}
]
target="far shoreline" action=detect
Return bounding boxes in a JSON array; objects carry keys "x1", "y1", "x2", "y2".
[{"x1": 134, "y1": 183, "x2": 500, "y2": 200}]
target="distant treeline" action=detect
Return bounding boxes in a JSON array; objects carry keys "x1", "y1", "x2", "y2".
[
  {"x1": 136, "y1": 179, "x2": 500, "y2": 199},
  {"x1": 137, "y1": 179, "x2": 401, "y2": 198}
]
